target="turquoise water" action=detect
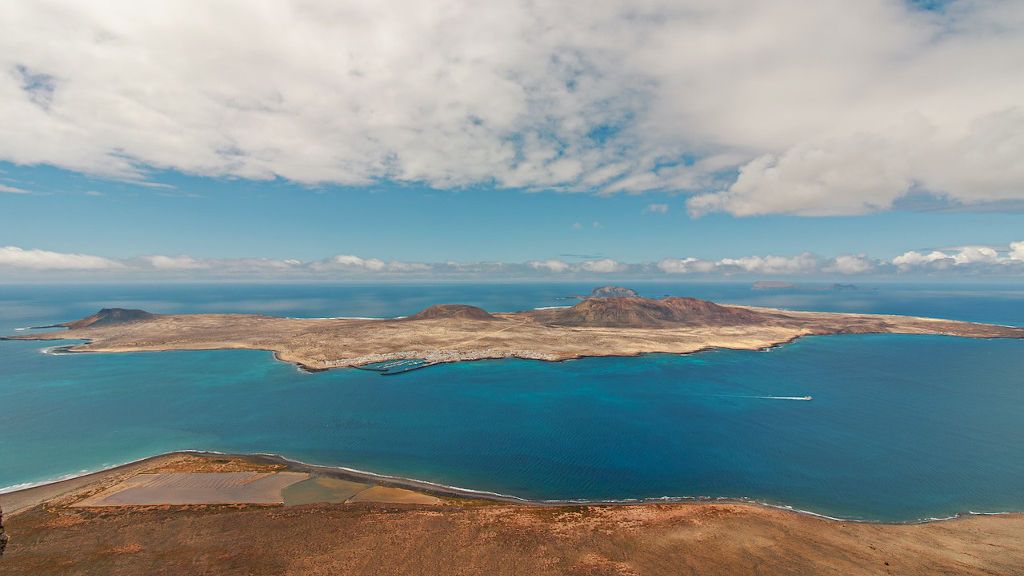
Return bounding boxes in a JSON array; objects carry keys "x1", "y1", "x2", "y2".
[{"x1": 1, "y1": 283, "x2": 1023, "y2": 521}]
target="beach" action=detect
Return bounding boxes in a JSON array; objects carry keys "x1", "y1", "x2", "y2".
[{"x1": 2, "y1": 451, "x2": 1023, "y2": 575}]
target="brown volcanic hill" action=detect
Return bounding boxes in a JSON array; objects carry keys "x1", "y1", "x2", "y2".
[
  {"x1": 405, "y1": 304, "x2": 495, "y2": 321},
  {"x1": 528, "y1": 297, "x2": 771, "y2": 328},
  {"x1": 61, "y1": 308, "x2": 155, "y2": 329}
]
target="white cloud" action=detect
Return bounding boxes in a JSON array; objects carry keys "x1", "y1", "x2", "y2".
[
  {"x1": 145, "y1": 255, "x2": 210, "y2": 270},
  {"x1": 319, "y1": 255, "x2": 387, "y2": 271},
  {"x1": 3, "y1": 241, "x2": 1024, "y2": 279},
  {"x1": 312, "y1": 254, "x2": 429, "y2": 273},
  {"x1": 643, "y1": 203, "x2": 669, "y2": 214},
  {"x1": 659, "y1": 253, "x2": 877, "y2": 276},
  {"x1": 687, "y1": 134, "x2": 914, "y2": 216},
  {"x1": 891, "y1": 243, "x2": 1024, "y2": 273},
  {"x1": 579, "y1": 258, "x2": 625, "y2": 273},
  {"x1": 385, "y1": 260, "x2": 432, "y2": 272},
  {"x1": 657, "y1": 257, "x2": 715, "y2": 274},
  {"x1": 0, "y1": 183, "x2": 29, "y2": 194},
  {"x1": 0, "y1": 245, "x2": 121, "y2": 270},
  {"x1": 892, "y1": 250, "x2": 952, "y2": 270},
  {"x1": 825, "y1": 254, "x2": 875, "y2": 275},
  {"x1": 2, "y1": 1, "x2": 1023, "y2": 216},
  {"x1": 1010, "y1": 241, "x2": 1024, "y2": 261},
  {"x1": 952, "y1": 245, "x2": 1000, "y2": 265},
  {"x1": 528, "y1": 259, "x2": 571, "y2": 273},
  {"x1": 717, "y1": 253, "x2": 820, "y2": 275}
]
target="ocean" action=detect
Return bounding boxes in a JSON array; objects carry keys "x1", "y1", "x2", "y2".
[{"x1": 1, "y1": 282, "x2": 1022, "y2": 521}]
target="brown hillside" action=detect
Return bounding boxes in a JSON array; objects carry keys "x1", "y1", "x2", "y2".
[
  {"x1": 529, "y1": 297, "x2": 771, "y2": 328},
  {"x1": 405, "y1": 304, "x2": 495, "y2": 321},
  {"x1": 61, "y1": 308, "x2": 155, "y2": 329}
]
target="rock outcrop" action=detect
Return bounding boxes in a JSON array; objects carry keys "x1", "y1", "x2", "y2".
[
  {"x1": 1, "y1": 505, "x2": 8, "y2": 556},
  {"x1": 586, "y1": 286, "x2": 639, "y2": 299}
]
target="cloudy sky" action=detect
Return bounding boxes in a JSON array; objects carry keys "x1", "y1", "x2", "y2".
[{"x1": 2, "y1": 0, "x2": 1023, "y2": 280}]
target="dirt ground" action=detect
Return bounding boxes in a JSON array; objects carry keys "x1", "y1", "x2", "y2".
[{"x1": 3, "y1": 498, "x2": 1023, "y2": 576}]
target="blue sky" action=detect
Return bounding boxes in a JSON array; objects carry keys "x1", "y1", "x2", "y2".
[
  {"x1": 2, "y1": 1, "x2": 1023, "y2": 280},
  {"x1": 3, "y1": 161, "x2": 1024, "y2": 265}
]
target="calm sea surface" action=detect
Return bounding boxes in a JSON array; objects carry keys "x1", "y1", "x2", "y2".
[{"x1": 1, "y1": 282, "x2": 1022, "y2": 521}]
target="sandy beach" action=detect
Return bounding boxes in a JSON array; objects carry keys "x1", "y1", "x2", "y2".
[{"x1": 1, "y1": 451, "x2": 1023, "y2": 575}]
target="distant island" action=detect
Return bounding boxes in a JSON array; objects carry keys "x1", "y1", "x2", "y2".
[
  {"x1": 7, "y1": 288, "x2": 1022, "y2": 372},
  {"x1": 586, "y1": 285, "x2": 640, "y2": 298},
  {"x1": 752, "y1": 280, "x2": 796, "y2": 290},
  {"x1": 752, "y1": 281, "x2": 867, "y2": 292}
]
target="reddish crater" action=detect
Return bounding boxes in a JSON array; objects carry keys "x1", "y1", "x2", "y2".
[
  {"x1": 528, "y1": 297, "x2": 771, "y2": 328},
  {"x1": 404, "y1": 304, "x2": 496, "y2": 321}
]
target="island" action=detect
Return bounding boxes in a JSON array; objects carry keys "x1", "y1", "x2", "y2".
[
  {"x1": 5, "y1": 289, "x2": 1023, "y2": 372},
  {"x1": 4, "y1": 290, "x2": 1024, "y2": 574}
]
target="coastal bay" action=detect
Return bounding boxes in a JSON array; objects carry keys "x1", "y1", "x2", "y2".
[{"x1": 3, "y1": 331, "x2": 1023, "y2": 520}]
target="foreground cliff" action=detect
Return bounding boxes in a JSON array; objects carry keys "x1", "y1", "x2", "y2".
[
  {"x1": 1, "y1": 505, "x2": 8, "y2": 556},
  {"x1": 5, "y1": 294, "x2": 1023, "y2": 371}
]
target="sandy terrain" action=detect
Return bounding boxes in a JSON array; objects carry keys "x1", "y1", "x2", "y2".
[
  {"x1": 345, "y1": 486, "x2": 442, "y2": 505},
  {"x1": 282, "y1": 476, "x2": 370, "y2": 505},
  {"x1": 1, "y1": 453, "x2": 1022, "y2": 575},
  {"x1": 6, "y1": 297, "x2": 1023, "y2": 371},
  {"x1": 72, "y1": 472, "x2": 310, "y2": 506}
]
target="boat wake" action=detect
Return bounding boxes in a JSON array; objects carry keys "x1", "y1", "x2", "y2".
[
  {"x1": 756, "y1": 395, "x2": 813, "y2": 401},
  {"x1": 697, "y1": 394, "x2": 813, "y2": 401}
]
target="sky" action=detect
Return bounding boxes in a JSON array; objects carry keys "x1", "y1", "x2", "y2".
[{"x1": 1, "y1": 0, "x2": 1023, "y2": 281}]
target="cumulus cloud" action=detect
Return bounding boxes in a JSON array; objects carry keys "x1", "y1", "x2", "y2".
[
  {"x1": 2, "y1": 1, "x2": 1023, "y2": 216},
  {"x1": 4, "y1": 242, "x2": 1024, "y2": 279},
  {"x1": 528, "y1": 259, "x2": 571, "y2": 273},
  {"x1": 643, "y1": 203, "x2": 669, "y2": 214},
  {"x1": 892, "y1": 250, "x2": 951, "y2": 270},
  {"x1": 657, "y1": 253, "x2": 876, "y2": 276},
  {"x1": 891, "y1": 243, "x2": 1024, "y2": 273},
  {"x1": 578, "y1": 258, "x2": 626, "y2": 273},
  {"x1": 825, "y1": 254, "x2": 876, "y2": 275},
  {"x1": 1010, "y1": 241, "x2": 1024, "y2": 261},
  {"x1": 657, "y1": 257, "x2": 715, "y2": 274},
  {"x1": 952, "y1": 246, "x2": 1000, "y2": 265},
  {"x1": 145, "y1": 255, "x2": 211, "y2": 270},
  {"x1": 0, "y1": 245, "x2": 121, "y2": 270},
  {"x1": 717, "y1": 253, "x2": 820, "y2": 275},
  {"x1": 311, "y1": 254, "x2": 430, "y2": 273},
  {"x1": 324, "y1": 255, "x2": 387, "y2": 271}
]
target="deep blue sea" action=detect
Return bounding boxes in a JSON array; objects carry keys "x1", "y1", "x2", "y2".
[{"x1": 1, "y1": 282, "x2": 1023, "y2": 521}]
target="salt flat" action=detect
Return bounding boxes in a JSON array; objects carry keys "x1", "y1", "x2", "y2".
[{"x1": 73, "y1": 471, "x2": 309, "y2": 506}]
